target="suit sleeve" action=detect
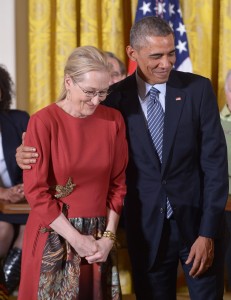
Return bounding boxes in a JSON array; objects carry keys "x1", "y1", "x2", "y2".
[{"x1": 198, "y1": 78, "x2": 228, "y2": 238}]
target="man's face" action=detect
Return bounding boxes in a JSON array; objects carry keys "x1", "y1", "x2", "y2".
[
  {"x1": 127, "y1": 34, "x2": 176, "y2": 84},
  {"x1": 108, "y1": 57, "x2": 126, "y2": 86}
]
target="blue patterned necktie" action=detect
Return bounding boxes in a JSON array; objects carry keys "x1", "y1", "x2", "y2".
[{"x1": 147, "y1": 86, "x2": 173, "y2": 219}]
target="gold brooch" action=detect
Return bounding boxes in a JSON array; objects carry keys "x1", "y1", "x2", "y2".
[{"x1": 54, "y1": 177, "x2": 76, "y2": 199}]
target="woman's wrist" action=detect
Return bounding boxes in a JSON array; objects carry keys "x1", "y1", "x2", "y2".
[{"x1": 102, "y1": 230, "x2": 117, "y2": 243}]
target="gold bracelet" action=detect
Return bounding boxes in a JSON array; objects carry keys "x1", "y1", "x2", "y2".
[{"x1": 102, "y1": 230, "x2": 117, "y2": 242}]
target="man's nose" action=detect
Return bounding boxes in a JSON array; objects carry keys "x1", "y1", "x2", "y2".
[{"x1": 160, "y1": 56, "x2": 172, "y2": 68}]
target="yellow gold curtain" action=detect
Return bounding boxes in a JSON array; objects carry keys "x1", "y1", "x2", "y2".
[
  {"x1": 79, "y1": 0, "x2": 100, "y2": 46},
  {"x1": 101, "y1": 0, "x2": 125, "y2": 62},
  {"x1": 28, "y1": 0, "x2": 231, "y2": 114},
  {"x1": 218, "y1": 0, "x2": 231, "y2": 108},
  {"x1": 28, "y1": 0, "x2": 135, "y2": 114},
  {"x1": 180, "y1": 0, "x2": 216, "y2": 78},
  {"x1": 54, "y1": 1, "x2": 77, "y2": 98},
  {"x1": 29, "y1": 0, "x2": 77, "y2": 113},
  {"x1": 29, "y1": 1, "x2": 52, "y2": 113},
  {"x1": 180, "y1": 0, "x2": 231, "y2": 109}
]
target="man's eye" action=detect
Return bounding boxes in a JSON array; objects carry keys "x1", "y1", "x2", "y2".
[{"x1": 150, "y1": 55, "x2": 162, "y2": 59}]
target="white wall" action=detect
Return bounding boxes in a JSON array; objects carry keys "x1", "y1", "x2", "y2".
[{"x1": 0, "y1": 0, "x2": 16, "y2": 107}]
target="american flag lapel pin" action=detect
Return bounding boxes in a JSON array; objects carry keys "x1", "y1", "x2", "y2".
[{"x1": 175, "y1": 97, "x2": 182, "y2": 101}]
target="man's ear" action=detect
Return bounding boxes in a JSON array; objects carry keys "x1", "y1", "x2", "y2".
[{"x1": 126, "y1": 45, "x2": 137, "y2": 62}]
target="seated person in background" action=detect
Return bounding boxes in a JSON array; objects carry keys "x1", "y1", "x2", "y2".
[
  {"x1": 220, "y1": 69, "x2": 231, "y2": 291},
  {"x1": 0, "y1": 65, "x2": 29, "y2": 294},
  {"x1": 105, "y1": 51, "x2": 126, "y2": 86}
]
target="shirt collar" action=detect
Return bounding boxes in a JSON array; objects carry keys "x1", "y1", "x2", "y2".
[{"x1": 136, "y1": 71, "x2": 166, "y2": 101}]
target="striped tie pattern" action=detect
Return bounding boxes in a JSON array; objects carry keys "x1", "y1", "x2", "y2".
[{"x1": 147, "y1": 87, "x2": 173, "y2": 219}]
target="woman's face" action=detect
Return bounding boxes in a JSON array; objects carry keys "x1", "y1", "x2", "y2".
[{"x1": 65, "y1": 70, "x2": 109, "y2": 117}]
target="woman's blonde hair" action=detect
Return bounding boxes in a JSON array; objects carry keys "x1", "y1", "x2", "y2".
[{"x1": 58, "y1": 46, "x2": 109, "y2": 101}]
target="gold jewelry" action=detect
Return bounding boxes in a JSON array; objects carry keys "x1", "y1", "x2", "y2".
[
  {"x1": 102, "y1": 230, "x2": 116, "y2": 243},
  {"x1": 54, "y1": 177, "x2": 76, "y2": 199}
]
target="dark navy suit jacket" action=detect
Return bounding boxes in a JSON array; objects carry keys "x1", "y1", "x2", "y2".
[
  {"x1": 0, "y1": 110, "x2": 29, "y2": 186},
  {"x1": 105, "y1": 70, "x2": 228, "y2": 272}
]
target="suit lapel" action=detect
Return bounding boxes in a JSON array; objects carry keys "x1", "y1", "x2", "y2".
[
  {"x1": 161, "y1": 84, "x2": 186, "y2": 176},
  {"x1": 121, "y1": 75, "x2": 161, "y2": 167}
]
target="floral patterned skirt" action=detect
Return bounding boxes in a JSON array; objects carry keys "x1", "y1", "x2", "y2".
[{"x1": 38, "y1": 217, "x2": 122, "y2": 300}]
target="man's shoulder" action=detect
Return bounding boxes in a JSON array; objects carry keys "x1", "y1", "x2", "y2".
[
  {"x1": 169, "y1": 70, "x2": 208, "y2": 81},
  {"x1": 168, "y1": 70, "x2": 211, "y2": 88},
  {"x1": 104, "y1": 74, "x2": 137, "y2": 109}
]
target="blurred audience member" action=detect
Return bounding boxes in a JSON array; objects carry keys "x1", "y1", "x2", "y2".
[
  {"x1": 106, "y1": 52, "x2": 126, "y2": 85},
  {"x1": 220, "y1": 69, "x2": 231, "y2": 291},
  {"x1": 0, "y1": 65, "x2": 29, "y2": 294}
]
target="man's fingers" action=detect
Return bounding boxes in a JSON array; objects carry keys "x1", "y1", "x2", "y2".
[
  {"x1": 20, "y1": 146, "x2": 38, "y2": 154},
  {"x1": 185, "y1": 255, "x2": 193, "y2": 265},
  {"x1": 16, "y1": 149, "x2": 38, "y2": 161},
  {"x1": 189, "y1": 258, "x2": 200, "y2": 277},
  {"x1": 189, "y1": 256, "x2": 213, "y2": 278},
  {"x1": 22, "y1": 132, "x2": 26, "y2": 145},
  {"x1": 185, "y1": 250, "x2": 195, "y2": 265},
  {"x1": 19, "y1": 164, "x2": 32, "y2": 170},
  {"x1": 18, "y1": 158, "x2": 37, "y2": 169}
]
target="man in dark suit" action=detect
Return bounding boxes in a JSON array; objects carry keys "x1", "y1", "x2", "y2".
[
  {"x1": 105, "y1": 17, "x2": 228, "y2": 299},
  {"x1": 15, "y1": 17, "x2": 228, "y2": 299}
]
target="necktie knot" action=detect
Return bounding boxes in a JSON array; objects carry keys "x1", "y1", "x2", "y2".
[{"x1": 150, "y1": 87, "x2": 159, "y2": 104}]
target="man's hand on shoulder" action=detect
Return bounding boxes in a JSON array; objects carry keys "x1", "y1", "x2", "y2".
[{"x1": 15, "y1": 132, "x2": 39, "y2": 170}]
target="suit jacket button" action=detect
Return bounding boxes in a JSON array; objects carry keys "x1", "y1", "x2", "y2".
[
  {"x1": 162, "y1": 180, "x2": 167, "y2": 185},
  {"x1": 160, "y1": 208, "x2": 164, "y2": 213}
]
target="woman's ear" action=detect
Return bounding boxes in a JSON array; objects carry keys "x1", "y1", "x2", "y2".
[
  {"x1": 126, "y1": 45, "x2": 137, "y2": 62},
  {"x1": 64, "y1": 75, "x2": 72, "y2": 89}
]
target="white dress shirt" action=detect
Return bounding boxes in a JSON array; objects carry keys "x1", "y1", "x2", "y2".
[
  {"x1": 136, "y1": 72, "x2": 166, "y2": 119},
  {"x1": 0, "y1": 131, "x2": 12, "y2": 188}
]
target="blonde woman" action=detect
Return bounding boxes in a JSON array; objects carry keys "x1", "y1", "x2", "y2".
[{"x1": 18, "y1": 46, "x2": 128, "y2": 300}]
